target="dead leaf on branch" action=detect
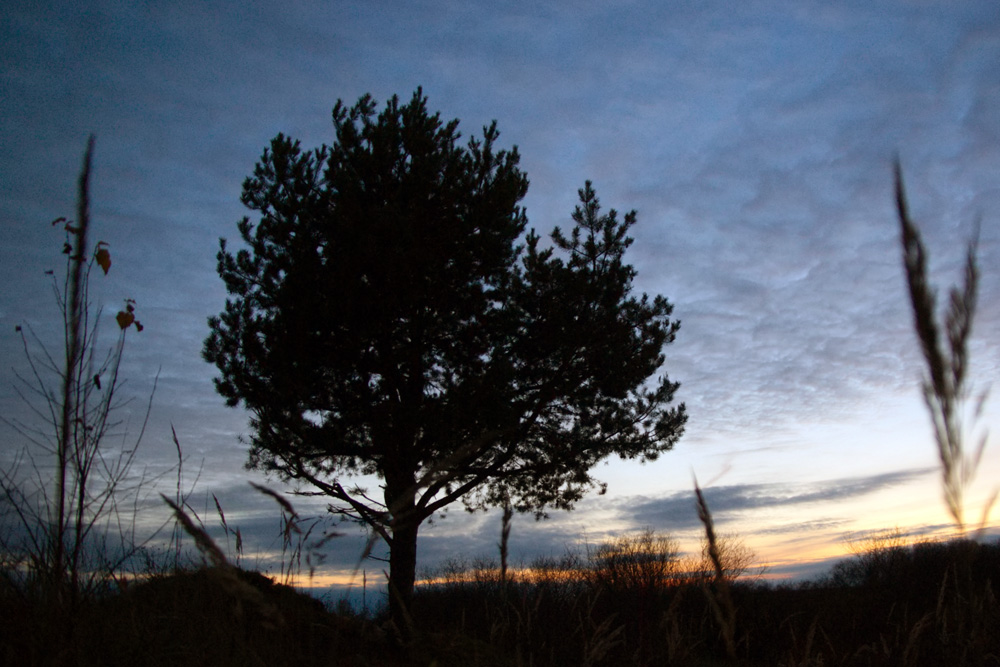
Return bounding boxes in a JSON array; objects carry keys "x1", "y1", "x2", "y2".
[
  {"x1": 115, "y1": 310, "x2": 134, "y2": 330},
  {"x1": 95, "y1": 242, "x2": 111, "y2": 275},
  {"x1": 116, "y1": 299, "x2": 143, "y2": 332}
]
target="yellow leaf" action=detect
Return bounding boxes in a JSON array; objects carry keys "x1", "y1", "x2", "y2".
[{"x1": 95, "y1": 247, "x2": 111, "y2": 275}]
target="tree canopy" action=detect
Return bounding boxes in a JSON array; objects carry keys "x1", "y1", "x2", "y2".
[{"x1": 204, "y1": 89, "x2": 686, "y2": 629}]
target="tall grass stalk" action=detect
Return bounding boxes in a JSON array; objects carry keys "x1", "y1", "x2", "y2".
[
  {"x1": 894, "y1": 160, "x2": 995, "y2": 534},
  {"x1": 694, "y1": 478, "x2": 737, "y2": 660},
  {"x1": 250, "y1": 482, "x2": 340, "y2": 587}
]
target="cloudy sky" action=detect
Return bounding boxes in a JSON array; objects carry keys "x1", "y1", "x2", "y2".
[{"x1": 2, "y1": 0, "x2": 999, "y2": 593}]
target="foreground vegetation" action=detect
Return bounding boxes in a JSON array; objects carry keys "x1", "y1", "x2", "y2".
[
  {"x1": 0, "y1": 533, "x2": 997, "y2": 666},
  {"x1": 410, "y1": 535, "x2": 1000, "y2": 666}
]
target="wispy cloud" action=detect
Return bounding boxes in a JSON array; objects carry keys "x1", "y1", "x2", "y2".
[{"x1": 616, "y1": 468, "x2": 935, "y2": 530}]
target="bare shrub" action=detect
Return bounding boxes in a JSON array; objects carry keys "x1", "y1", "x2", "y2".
[{"x1": 588, "y1": 528, "x2": 681, "y2": 592}]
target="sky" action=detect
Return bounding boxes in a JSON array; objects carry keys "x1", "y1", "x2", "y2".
[{"x1": 2, "y1": 0, "x2": 1000, "y2": 598}]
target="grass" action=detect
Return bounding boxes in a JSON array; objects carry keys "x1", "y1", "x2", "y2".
[
  {"x1": 406, "y1": 534, "x2": 1000, "y2": 666},
  {"x1": 1, "y1": 529, "x2": 997, "y2": 666},
  {"x1": 895, "y1": 159, "x2": 996, "y2": 534},
  {"x1": 0, "y1": 564, "x2": 400, "y2": 667}
]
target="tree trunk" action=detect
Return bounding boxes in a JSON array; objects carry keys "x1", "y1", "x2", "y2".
[
  {"x1": 384, "y1": 459, "x2": 421, "y2": 640},
  {"x1": 387, "y1": 520, "x2": 419, "y2": 639}
]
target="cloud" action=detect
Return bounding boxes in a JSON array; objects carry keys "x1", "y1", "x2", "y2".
[
  {"x1": 615, "y1": 468, "x2": 934, "y2": 530},
  {"x1": 754, "y1": 518, "x2": 853, "y2": 536},
  {"x1": 767, "y1": 556, "x2": 842, "y2": 581}
]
